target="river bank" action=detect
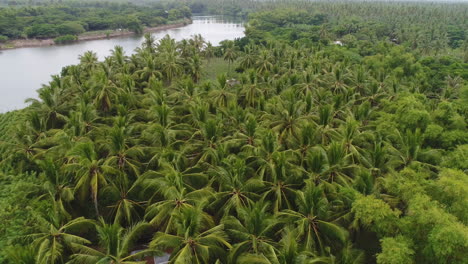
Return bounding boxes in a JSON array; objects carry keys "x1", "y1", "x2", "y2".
[{"x1": 0, "y1": 19, "x2": 191, "y2": 50}]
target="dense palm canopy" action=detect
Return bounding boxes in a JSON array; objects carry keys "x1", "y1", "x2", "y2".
[
  {"x1": 1, "y1": 1, "x2": 468, "y2": 264},
  {"x1": 67, "y1": 220, "x2": 157, "y2": 264}
]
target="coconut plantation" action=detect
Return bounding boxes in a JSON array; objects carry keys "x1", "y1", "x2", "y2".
[{"x1": 0, "y1": 0, "x2": 467, "y2": 264}]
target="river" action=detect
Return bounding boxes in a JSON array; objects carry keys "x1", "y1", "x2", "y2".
[{"x1": 0, "y1": 16, "x2": 245, "y2": 112}]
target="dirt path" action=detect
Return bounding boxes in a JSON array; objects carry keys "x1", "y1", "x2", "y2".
[{"x1": 0, "y1": 20, "x2": 191, "y2": 50}]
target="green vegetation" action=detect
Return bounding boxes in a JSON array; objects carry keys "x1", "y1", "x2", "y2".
[
  {"x1": 53, "y1": 34, "x2": 77, "y2": 44},
  {"x1": 246, "y1": 2, "x2": 467, "y2": 59},
  {"x1": 1, "y1": 1, "x2": 468, "y2": 264},
  {"x1": 0, "y1": 1, "x2": 191, "y2": 40}
]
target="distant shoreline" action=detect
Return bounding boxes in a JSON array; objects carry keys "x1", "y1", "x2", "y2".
[{"x1": 0, "y1": 19, "x2": 191, "y2": 51}]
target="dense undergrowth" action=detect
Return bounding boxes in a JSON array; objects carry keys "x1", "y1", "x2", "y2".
[{"x1": 0, "y1": 1, "x2": 467, "y2": 264}]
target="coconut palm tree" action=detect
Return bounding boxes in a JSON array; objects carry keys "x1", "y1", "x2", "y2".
[
  {"x1": 257, "y1": 150, "x2": 303, "y2": 213},
  {"x1": 103, "y1": 173, "x2": 146, "y2": 225},
  {"x1": 134, "y1": 56, "x2": 162, "y2": 84},
  {"x1": 187, "y1": 54, "x2": 203, "y2": 83},
  {"x1": 208, "y1": 74, "x2": 236, "y2": 108},
  {"x1": 256, "y1": 50, "x2": 274, "y2": 75},
  {"x1": 239, "y1": 44, "x2": 258, "y2": 70},
  {"x1": 90, "y1": 71, "x2": 118, "y2": 112},
  {"x1": 263, "y1": 91, "x2": 308, "y2": 145},
  {"x1": 142, "y1": 33, "x2": 156, "y2": 54},
  {"x1": 209, "y1": 155, "x2": 262, "y2": 217},
  {"x1": 223, "y1": 41, "x2": 239, "y2": 73},
  {"x1": 240, "y1": 70, "x2": 263, "y2": 108},
  {"x1": 143, "y1": 163, "x2": 213, "y2": 232},
  {"x1": 274, "y1": 227, "x2": 334, "y2": 264},
  {"x1": 37, "y1": 159, "x2": 74, "y2": 219},
  {"x1": 102, "y1": 125, "x2": 143, "y2": 177},
  {"x1": 190, "y1": 34, "x2": 206, "y2": 53},
  {"x1": 223, "y1": 202, "x2": 283, "y2": 263},
  {"x1": 64, "y1": 141, "x2": 115, "y2": 216},
  {"x1": 26, "y1": 82, "x2": 69, "y2": 130},
  {"x1": 29, "y1": 214, "x2": 93, "y2": 264},
  {"x1": 79, "y1": 51, "x2": 99, "y2": 73},
  {"x1": 110, "y1": 46, "x2": 128, "y2": 68},
  {"x1": 150, "y1": 206, "x2": 231, "y2": 263},
  {"x1": 0, "y1": 122, "x2": 46, "y2": 172},
  {"x1": 67, "y1": 220, "x2": 158, "y2": 264},
  {"x1": 159, "y1": 51, "x2": 183, "y2": 83},
  {"x1": 279, "y1": 184, "x2": 348, "y2": 255},
  {"x1": 203, "y1": 42, "x2": 216, "y2": 61},
  {"x1": 186, "y1": 117, "x2": 227, "y2": 165}
]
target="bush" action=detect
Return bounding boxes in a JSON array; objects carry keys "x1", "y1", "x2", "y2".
[
  {"x1": 0, "y1": 35, "x2": 8, "y2": 43},
  {"x1": 25, "y1": 24, "x2": 58, "y2": 39},
  {"x1": 376, "y1": 236, "x2": 414, "y2": 264},
  {"x1": 54, "y1": 34, "x2": 78, "y2": 44},
  {"x1": 126, "y1": 16, "x2": 144, "y2": 34},
  {"x1": 56, "y1": 22, "x2": 86, "y2": 36}
]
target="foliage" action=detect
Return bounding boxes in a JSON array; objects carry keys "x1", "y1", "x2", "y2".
[
  {"x1": 0, "y1": 1, "x2": 191, "y2": 39},
  {"x1": 1, "y1": 1, "x2": 467, "y2": 264},
  {"x1": 54, "y1": 34, "x2": 78, "y2": 44},
  {"x1": 376, "y1": 236, "x2": 414, "y2": 264}
]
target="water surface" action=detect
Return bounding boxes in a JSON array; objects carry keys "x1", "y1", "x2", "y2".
[{"x1": 0, "y1": 16, "x2": 245, "y2": 112}]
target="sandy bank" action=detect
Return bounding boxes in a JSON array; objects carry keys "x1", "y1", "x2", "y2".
[{"x1": 0, "y1": 20, "x2": 191, "y2": 50}]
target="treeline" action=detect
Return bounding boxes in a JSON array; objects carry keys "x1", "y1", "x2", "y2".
[
  {"x1": 187, "y1": 0, "x2": 468, "y2": 59},
  {"x1": 245, "y1": 3, "x2": 467, "y2": 58},
  {"x1": 0, "y1": 2, "x2": 191, "y2": 40}
]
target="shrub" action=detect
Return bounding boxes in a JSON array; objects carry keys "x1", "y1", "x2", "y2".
[
  {"x1": 54, "y1": 34, "x2": 78, "y2": 44},
  {"x1": 0, "y1": 35, "x2": 8, "y2": 43},
  {"x1": 56, "y1": 22, "x2": 86, "y2": 36},
  {"x1": 377, "y1": 236, "x2": 414, "y2": 264}
]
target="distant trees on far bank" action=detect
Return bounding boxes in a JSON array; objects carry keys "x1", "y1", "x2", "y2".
[{"x1": 0, "y1": 2, "x2": 191, "y2": 40}]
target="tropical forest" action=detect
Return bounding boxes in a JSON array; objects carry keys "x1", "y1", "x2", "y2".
[{"x1": 0, "y1": 0, "x2": 467, "y2": 264}]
